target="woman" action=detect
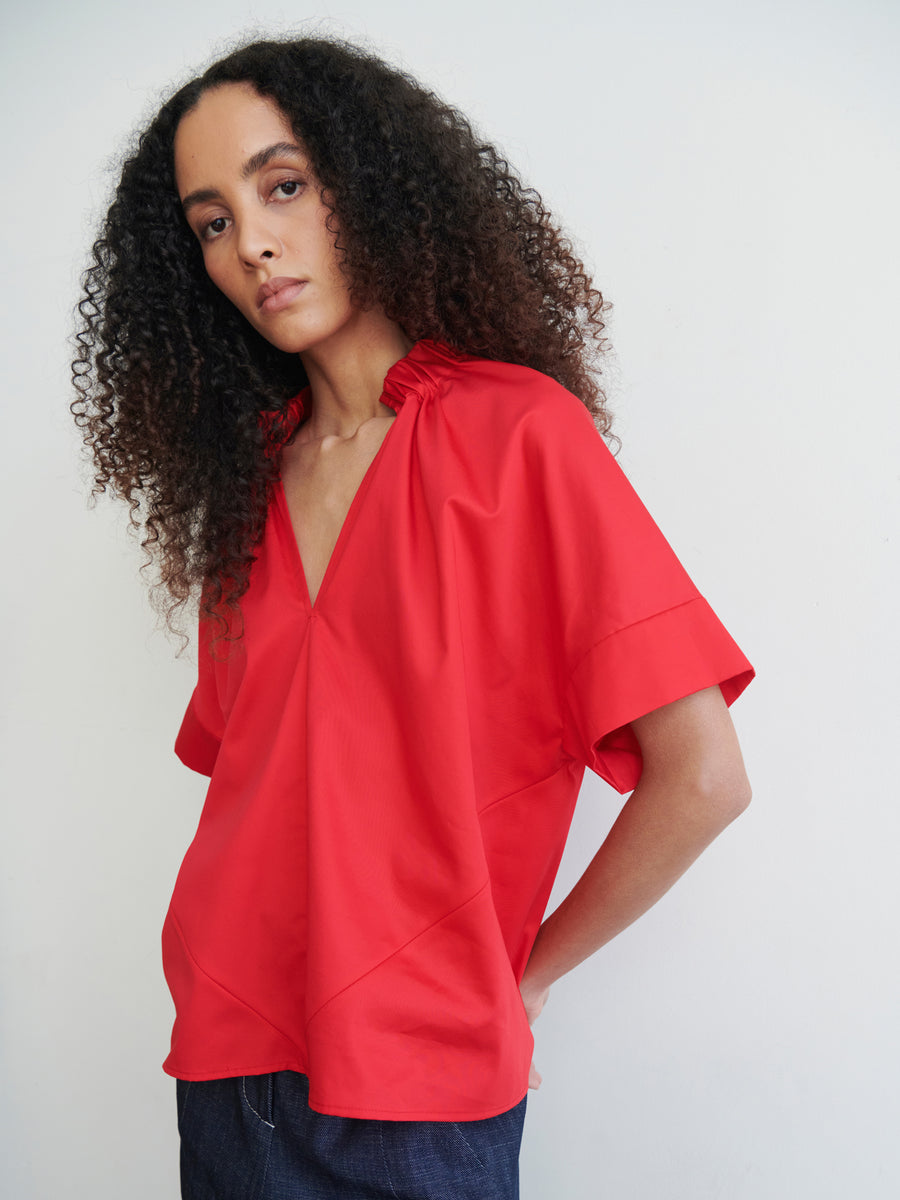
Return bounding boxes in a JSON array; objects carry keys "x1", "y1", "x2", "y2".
[{"x1": 73, "y1": 35, "x2": 753, "y2": 1200}]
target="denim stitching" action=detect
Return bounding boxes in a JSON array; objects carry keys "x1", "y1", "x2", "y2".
[
  {"x1": 177, "y1": 1080, "x2": 193, "y2": 1125},
  {"x1": 242, "y1": 1076, "x2": 275, "y2": 1129},
  {"x1": 254, "y1": 1121, "x2": 274, "y2": 1199},
  {"x1": 378, "y1": 1125, "x2": 401, "y2": 1199},
  {"x1": 451, "y1": 1123, "x2": 488, "y2": 1173}
]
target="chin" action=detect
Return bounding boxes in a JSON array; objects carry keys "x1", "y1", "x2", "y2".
[
  {"x1": 259, "y1": 321, "x2": 358, "y2": 358},
  {"x1": 246, "y1": 318, "x2": 315, "y2": 356}
]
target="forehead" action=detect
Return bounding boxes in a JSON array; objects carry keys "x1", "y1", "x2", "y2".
[{"x1": 174, "y1": 83, "x2": 300, "y2": 192}]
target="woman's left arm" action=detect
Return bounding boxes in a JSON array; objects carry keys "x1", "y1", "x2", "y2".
[{"x1": 519, "y1": 684, "x2": 751, "y2": 1085}]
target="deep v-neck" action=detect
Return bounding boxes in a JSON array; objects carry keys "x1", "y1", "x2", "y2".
[
  {"x1": 276, "y1": 410, "x2": 400, "y2": 611},
  {"x1": 267, "y1": 339, "x2": 451, "y2": 610}
]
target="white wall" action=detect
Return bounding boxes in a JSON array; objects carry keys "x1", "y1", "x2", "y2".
[{"x1": 2, "y1": 1, "x2": 898, "y2": 1196}]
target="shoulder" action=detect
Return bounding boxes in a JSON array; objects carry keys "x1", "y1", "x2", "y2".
[
  {"x1": 405, "y1": 343, "x2": 625, "y2": 516},
  {"x1": 421, "y1": 343, "x2": 602, "y2": 448}
]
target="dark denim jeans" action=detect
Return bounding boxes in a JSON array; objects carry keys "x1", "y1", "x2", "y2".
[{"x1": 177, "y1": 1070, "x2": 526, "y2": 1199}]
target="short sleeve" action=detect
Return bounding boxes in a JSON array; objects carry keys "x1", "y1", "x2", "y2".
[
  {"x1": 518, "y1": 381, "x2": 754, "y2": 793},
  {"x1": 174, "y1": 612, "x2": 225, "y2": 777}
]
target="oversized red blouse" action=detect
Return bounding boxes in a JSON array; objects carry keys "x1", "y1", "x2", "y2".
[{"x1": 164, "y1": 340, "x2": 753, "y2": 1119}]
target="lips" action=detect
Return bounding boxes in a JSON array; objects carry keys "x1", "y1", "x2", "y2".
[{"x1": 257, "y1": 277, "x2": 307, "y2": 313}]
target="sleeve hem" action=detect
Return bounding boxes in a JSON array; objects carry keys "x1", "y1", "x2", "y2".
[
  {"x1": 174, "y1": 700, "x2": 220, "y2": 777},
  {"x1": 564, "y1": 596, "x2": 754, "y2": 793}
]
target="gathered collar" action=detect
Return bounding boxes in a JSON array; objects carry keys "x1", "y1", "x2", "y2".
[
  {"x1": 264, "y1": 339, "x2": 464, "y2": 449},
  {"x1": 379, "y1": 339, "x2": 462, "y2": 412}
]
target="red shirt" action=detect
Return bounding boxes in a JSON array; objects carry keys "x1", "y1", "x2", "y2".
[{"x1": 164, "y1": 340, "x2": 753, "y2": 1119}]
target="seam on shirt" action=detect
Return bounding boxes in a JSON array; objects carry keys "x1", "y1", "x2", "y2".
[
  {"x1": 168, "y1": 910, "x2": 302, "y2": 1053},
  {"x1": 477, "y1": 761, "x2": 571, "y2": 817},
  {"x1": 305, "y1": 880, "x2": 491, "y2": 1029},
  {"x1": 567, "y1": 595, "x2": 701, "y2": 683}
]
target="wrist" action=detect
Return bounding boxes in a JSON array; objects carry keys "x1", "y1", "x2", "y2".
[
  {"x1": 518, "y1": 973, "x2": 550, "y2": 1026},
  {"x1": 520, "y1": 926, "x2": 562, "y2": 996}
]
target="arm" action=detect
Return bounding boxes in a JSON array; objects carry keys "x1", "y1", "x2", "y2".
[{"x1": 519, "y1": 684, "x2": 751, "y2": 1086}]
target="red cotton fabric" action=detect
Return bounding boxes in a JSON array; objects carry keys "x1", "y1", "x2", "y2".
[{"x1": 164, "y1": 340, "x2": 754, "y2": 1120}]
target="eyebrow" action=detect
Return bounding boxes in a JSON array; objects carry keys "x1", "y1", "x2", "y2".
[{"x1": 180, "y1": 141, "x2": 307, "y2": 212}]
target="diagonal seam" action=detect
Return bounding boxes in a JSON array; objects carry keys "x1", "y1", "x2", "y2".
[
  {"x1": 568, "y1": 595, "x2": 701, "y2": 682},
  {"x1": 305, "y1": 880, "x2": 491, "y2": 1028},
  {"x1": 477, "y1": 762, "x2": 570, "y2": 816},
  {"x1": 169, "y1": 910, "x2": 301, "y2": 1053}
]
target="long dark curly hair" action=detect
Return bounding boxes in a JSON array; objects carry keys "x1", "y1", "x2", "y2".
[{"x1": 72, "y1": 35, "x2": 612, "y2": 639}]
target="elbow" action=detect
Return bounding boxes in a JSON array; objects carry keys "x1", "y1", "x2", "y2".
[
  {"x1": 727, "y1": 771, "x2": 752, "y2": 820},
  {"x1": 698, "y1": 762, "x2": 752, "y2": 829}
]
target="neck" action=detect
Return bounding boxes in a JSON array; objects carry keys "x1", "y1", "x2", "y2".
[{"x1": 300, "y1": 312, "x2": 415, "y2": 439}]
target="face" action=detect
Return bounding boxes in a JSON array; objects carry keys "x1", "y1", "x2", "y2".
[{"x1": 174, "y1": 83, "x2": 361, "y2": 357}]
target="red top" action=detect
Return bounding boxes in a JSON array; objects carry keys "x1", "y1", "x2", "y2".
[{"x1": 164, "y1": 340, "x2": 753, "y2": 1119}]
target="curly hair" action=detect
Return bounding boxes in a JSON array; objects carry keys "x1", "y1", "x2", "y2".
[{"x1": 72, "y1": 35, "x2": 612, "y2": 640}]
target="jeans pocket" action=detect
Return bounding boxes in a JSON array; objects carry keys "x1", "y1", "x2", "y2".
[
  {"x1": 179, "y1": 1076, "x2": 276, "y2": 1200},
  {"x1": 379, "y1": 1098, "x2": 526, "y2": 1200},
  {"x1": 241, "y1": 1073, "x2": 275, "y2": 1128}
]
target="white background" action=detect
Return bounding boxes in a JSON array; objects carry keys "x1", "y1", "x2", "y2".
[{"x1": 2, "y1": 1, "x2": 898, "y2": 1196}]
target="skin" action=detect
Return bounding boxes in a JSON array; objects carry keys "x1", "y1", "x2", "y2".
[
  {"x1": 175, "y1": 82, "x2": 752, "y2": 1090},
  {"x1": 518, "y1": 685, "x2": 750, "y2": 1087},
  {"x1": 174, "y1": 83, "x2": 414, "y2": 601},
  {"x1": 174, "y1": 82, "x2": 412, "y2": 418}
]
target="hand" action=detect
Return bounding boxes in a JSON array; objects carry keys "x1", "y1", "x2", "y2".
[{"x1": 519, "y1": 975, "x2": 551, "y2": 1089}]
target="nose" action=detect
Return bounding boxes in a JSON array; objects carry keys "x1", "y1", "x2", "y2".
[{"x1": 236, "y1": 209, "x2": 282, "y2": 266}]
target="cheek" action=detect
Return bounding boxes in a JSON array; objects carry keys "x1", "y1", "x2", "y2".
[
  {"x1": 293, "y1": 213, "x2": 347, "y2": 286},
  {"x1": 202, "y1": 252, "x2": 249, "y2": 310},
  {"x1": 198, "y1": 249, "x2": 224, "y2": 290}
]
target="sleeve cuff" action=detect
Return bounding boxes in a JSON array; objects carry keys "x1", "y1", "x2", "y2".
[
  {"x1": 565, "y1": 596, "x2": 754, "y2": 793},
  {"x1": 174, "y1": 699, "x2": 221, "y2": 777}
]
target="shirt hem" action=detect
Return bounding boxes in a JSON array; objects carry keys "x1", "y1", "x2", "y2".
[{"x1": 162, "y1": 1060, "x2": 529, "y2": 1121}]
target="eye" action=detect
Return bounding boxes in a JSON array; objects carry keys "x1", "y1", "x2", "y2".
[
  {"x1": 272, "y1": 179, "x2": 303, "y2": 200},
  {"x1": 200, "y1": 215, "x2": 231, "y2": 242}
]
